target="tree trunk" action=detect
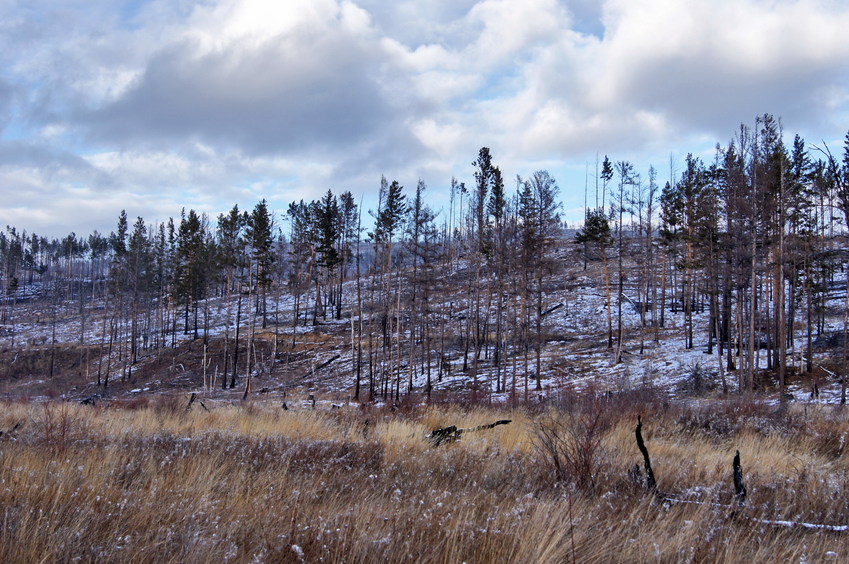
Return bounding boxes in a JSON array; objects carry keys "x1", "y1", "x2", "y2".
[{"x1": 230, "y1": 293, "x2": 242, "y2": 389}]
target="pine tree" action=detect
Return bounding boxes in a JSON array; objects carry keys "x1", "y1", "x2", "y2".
[
  {"x1": 173, "y1": 209, "x2": 208, "y2": 339},
  {"x1": 246, "y1": 199, "x2": 275, "y2": 328},
  {"x1": 406, "y1": 179, "x2": 438, "y2": 394},
  {"x1": 287, "y1": 200, "x2": 313, "y2": 334},
  {"x1": 530, "y1": 170, "x2": 561, "y2": 387},
  {"x1": 337, "y1": 190, "x2": 359, "y2": 319},
  {"x1": 601, "y1": 156, "x2": 613, "y2": 210},
  {"x1": 127, "y1": 217, "x2": 154, "y2": 365},
  {"x1": 316, "y1": 190, "x2": 341, "y2": 320},
  {"x1": 613, "y1": 161, "x2": 635, "y2": 361}
]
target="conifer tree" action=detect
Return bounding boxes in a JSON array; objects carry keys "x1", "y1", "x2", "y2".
[
  {"x1": 173, "y1": 209, "x2": 208, "y2": 339},
  {"x1": 246, "y1": 199, "x2": 275, "y2": 328},
  {"x1": 316, "y1": 190, "x2": 340, "y2": 320},
  {"x1": 127, "y1": 217, "x2": 154, "y2": 364}
]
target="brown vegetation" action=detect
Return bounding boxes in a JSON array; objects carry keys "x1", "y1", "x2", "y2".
[{"x1": 1, "y1": 395, "x2": 848, "y2": 562}]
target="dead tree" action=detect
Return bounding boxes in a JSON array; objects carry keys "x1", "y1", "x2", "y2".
[
  {"x1": 733, "y1": 449, "x2": 747, "y2": 506},
  {"x1": 635, "y1": 415, "x2": 657, "y2": 492}
]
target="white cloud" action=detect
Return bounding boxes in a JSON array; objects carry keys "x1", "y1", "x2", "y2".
[
  {"x1": 588, "y1": 0, "x2": 849, "y2": 134},
  {"x1": 2, "y1": 0, "x2": 849, "y2": 236},
  {"x1": 467, "y1": 0, "x2": 570, "y2": 64},
  {"x1": 184, "y1": 0, "x2": 359, "y2": 54}
]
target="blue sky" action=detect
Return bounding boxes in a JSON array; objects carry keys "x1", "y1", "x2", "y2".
[{"x1": 2, "y1": 0, "x2": 849, "y2": 238}]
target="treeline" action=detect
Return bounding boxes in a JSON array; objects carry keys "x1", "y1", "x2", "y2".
[
  {"x1": 2, "y1": 116, "x2": 849, "y2": 402},
  {"x1": 578, "y1": 114, "x2": 849, "y2": 399},
  {"x1": 1, "y1": 201, "x2": 285, "y2": 388},
  {"x1": 0, "y1": 148, "x2": 563, "y2": 402}
]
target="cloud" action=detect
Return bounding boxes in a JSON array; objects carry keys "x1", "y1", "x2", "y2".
[
  {"x1": 0, "y1": 140, "x2": 96, "y2": 174},
  {"x1": 586, "y1": 0, "x2": 849, "y2": 142},
  {"x1": 0, "y1": 162, "x2": 152, "y2": 238},
  {"x1": 83, "y1": 1, "x2": 396, "y2": 157},
  {"x1": 0, "y1": 79, "x2": 15, "y2": 133},
  {"x1": 2, "y1": 0, "x2": 849, "y2": 237},
  {"x1": 439, "y1": 0, "x2": 849, "y2": 168},
  {"x1": 354, "y1": 0, "x2": 478, "y2": 50},
  {"x1": 467, "y1": 0, "x2": 570, "y2": 64}
]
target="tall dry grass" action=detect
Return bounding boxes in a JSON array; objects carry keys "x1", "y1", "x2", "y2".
[{"x1": 0, "y1": 395, "x2": 848, "y2": 562}]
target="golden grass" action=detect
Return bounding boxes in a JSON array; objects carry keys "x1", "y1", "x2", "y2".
[{"x1": 1, "y1": 396, "x2": 848, "y2": 562}]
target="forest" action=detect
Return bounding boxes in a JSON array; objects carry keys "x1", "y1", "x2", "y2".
[
  {"x1": 1, "y1": 114, "x2": 849, "y2": 404},
  {"x1": 4, "y1": 115, "x2": 849, "y2": 562}
]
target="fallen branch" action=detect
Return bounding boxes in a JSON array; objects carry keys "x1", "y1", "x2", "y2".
[
  {"x1": 815, "y1": 362, "x2": 837, "y2": 379},
  {"x1": 750, "y1": 518, "x2": 849, "y2": 532},
  {"x1": 186, "y1": 392, "x2": 211, "y2": 412},
  {"x1": 541, "y1": 303, "x2": 564, "y2": 318},
  {"x1": 620, "y1": 293, "x2": 637, "y2": 306},
  {"x1": 427, "y1": 419, "x2": 512, "y2": 447},
  {"x1": 305, "y1": 355, "x2": 341, "y2": 379},
  {"x1": 662, "y1": 495, "x2": 849, "y2": 532},
  {"x1": 646, "y1": 449, "x2": 848, "y2": 532}
]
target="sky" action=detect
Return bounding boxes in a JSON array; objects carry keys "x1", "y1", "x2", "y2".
[{"x1": 2, "y1": 0, "x2": 849, "y2": 239}]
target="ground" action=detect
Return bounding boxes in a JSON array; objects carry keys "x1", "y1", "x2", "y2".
[{"x1": 1, "y1": 255, "x2": 845, "y2": 408}]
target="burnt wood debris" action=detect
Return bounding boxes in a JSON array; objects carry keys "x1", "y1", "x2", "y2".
[
  {"x1": 427, "y1": 419, "x2": 512, "y2": 446},
  {"x1": 635, "y1": 415, "x2": 657, "y2": 492}
]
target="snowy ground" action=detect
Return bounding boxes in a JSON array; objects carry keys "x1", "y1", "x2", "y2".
[{"x1": 2, "y1": 263, "x2": 847, "y2": 405}]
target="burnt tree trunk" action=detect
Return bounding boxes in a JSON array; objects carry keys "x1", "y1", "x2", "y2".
[
  {"x1": 733, "y1": 449, "x2": 747, "y2": 506},
  {"x1": 635, "y1": 415, "x2": 656, "y2": 493}
]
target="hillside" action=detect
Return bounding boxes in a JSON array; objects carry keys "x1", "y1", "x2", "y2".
[{"x1": 2, "y1": 237, "x2": 845, "y2": 407}]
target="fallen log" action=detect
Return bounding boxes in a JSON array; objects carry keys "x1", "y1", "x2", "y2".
[
  {"x1": 427, "y1": 419, "x2": 512, "y2": 447},
  {"x1": 637, "y1": 446, "x2": 848, "y2": 532},
  {"x1": 305, "y1": 355, "x2": 341, "y2": 379},
  {"x1": 750, "y1": 518, "x2": 849, "y2": 532},
  {"x1": 541, "y1": 303, "x2": 564, "y2": 318}
]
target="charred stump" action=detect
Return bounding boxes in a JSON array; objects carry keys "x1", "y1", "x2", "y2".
[
  {"x1": 733, "y1": 450, "x2": 747, "y2": 506},
  {"x1": 635, "y1": 415, "x2": 656, "y2": 492}
]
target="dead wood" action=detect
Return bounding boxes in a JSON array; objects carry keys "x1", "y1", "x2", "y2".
[
  {"x1": 733, "y1": 449, "x2": 747, "y2": 506},
  {"x1": 635, "y1": 415, "x2": 656, "y2": 492},
  {"x1": 427, "y1": 419, "x2": 512, "y2": 446}
]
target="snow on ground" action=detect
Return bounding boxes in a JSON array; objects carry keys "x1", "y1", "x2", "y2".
[{"x1": 3, "y1": 264, "x2": 848, "y2": 405}]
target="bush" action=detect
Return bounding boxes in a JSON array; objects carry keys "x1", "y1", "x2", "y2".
[
  {"x1": 677, "y1": 361, "x2": 718, "y2": 395},
  {"x1": 531, "y1": 394, "x2": 612, "y2": 491}
]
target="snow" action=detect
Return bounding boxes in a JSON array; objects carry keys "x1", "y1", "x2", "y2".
[
  {"x1": 4, "y1": 255, "x2": 849, "y2": 405},
  {"x1": 753, "y1": 518, "x2": 849, "y2": 532}
]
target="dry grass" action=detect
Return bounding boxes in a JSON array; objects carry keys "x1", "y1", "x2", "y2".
[{"x1": 1, "y1": 395, "x2": 848, "y2": 562}]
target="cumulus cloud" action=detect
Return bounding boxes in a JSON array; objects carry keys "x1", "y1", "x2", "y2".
[
  {"x1": 84, "y1": 1, "x2": 393, "y2": 154},
  {"x1": 589, "y1": 0, "x2": 849, "y2": 136}
]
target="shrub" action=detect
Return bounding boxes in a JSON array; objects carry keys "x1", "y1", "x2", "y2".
[{"x1": 531, "y1": 394, "x2": 612, "y2": 491}]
